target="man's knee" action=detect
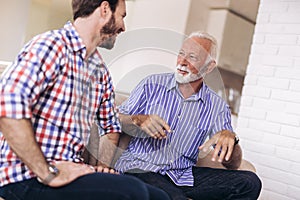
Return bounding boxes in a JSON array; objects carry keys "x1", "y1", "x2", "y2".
[{"x1": 242, "y1": 171, "x2": 262, "y2": 198}]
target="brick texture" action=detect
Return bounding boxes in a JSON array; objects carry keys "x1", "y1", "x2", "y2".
[{"x1": 237, "y1": 0, "x2": 300, "y2": 199}]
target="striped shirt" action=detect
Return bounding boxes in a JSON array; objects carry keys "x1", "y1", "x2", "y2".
[
  {"x1": 115, "y1": 73, "x2": 233, "y2": 186},
  {"x1": 0, "y1": 22, "x2": 121, "y2": 187}
]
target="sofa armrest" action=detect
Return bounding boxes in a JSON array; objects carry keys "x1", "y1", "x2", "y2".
[{"x1": 196, "y1": 151, "x2": 256, "y2": 173}]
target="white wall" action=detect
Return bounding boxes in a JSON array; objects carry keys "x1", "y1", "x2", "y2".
[
  {"x1": 237, "y1": 0, "x2": 300, "y2": 199},
  {"x1": 0, "y1": 0, "x2": 30, "y2": 62},
  {"x1": 124, "y1": 0, "x2": 191, "y2": 33},
  {"x1": 0, "y1": 0, "x2": 72, "y2": 63},
  {"x1": 104, "y1": 0, "x2": 193, "y2": 94},
  {"x1": 26, "y1": 0, "x2": 72, "y2": 42}
]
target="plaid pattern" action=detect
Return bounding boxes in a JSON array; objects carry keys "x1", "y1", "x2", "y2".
[{"x1": 0, "y1": 22, "x2": 121, "y2": 187}]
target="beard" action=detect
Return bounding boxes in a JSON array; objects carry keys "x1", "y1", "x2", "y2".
[
  {"x1": 100, "y1": 15, "x2": 118, "y2": 49},
  {"x1": 175, "y1": 65, "x2": 203, "y2": 84},
  {"x1": 100, "y1": 36, "x2": 116, "y2": 50},
  {"x1": 175, "y1": 57, "x2": 213, "y2": 84}
]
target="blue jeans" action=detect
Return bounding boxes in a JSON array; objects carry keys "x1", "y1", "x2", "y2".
[
  {"x1": 0, "y1": 173, "x2": 170, "y2": 200},
  {"x1": 128, "y1": 167, "x2": 262, "y2": 200}
]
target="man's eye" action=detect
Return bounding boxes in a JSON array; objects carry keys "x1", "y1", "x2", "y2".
[
  {"x1": 189, "y1": 55, "x2": 197, "y2": 61},
  {"x1": 178, "y1": 51, "x2": 185, "y2": 56}
]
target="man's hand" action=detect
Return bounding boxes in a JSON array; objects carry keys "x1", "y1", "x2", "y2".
[
  {"x1": 199, "y1": 130, "x2": 236, "y2": 163},
  {"x1": 46, "y1": 161, "x2": 95, "y2": 187},
  {"x1": 95, "y1": 162, "x2": 119, "y2": 174},
  {"x1": 131, "y1": 114, "x2": 172, "y2": 139}
]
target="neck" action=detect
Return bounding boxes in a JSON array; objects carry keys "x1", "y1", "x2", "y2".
[
  {"x1": 178, "y1": 79, "x2": 203, "y2": 99},
  {"x1": 73, "y1": 11, "x2": 105, "y2": 60}
]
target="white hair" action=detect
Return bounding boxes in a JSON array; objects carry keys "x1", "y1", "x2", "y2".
[{"x1": 188, "y1": 31, "x2": 217, "y2": 61}]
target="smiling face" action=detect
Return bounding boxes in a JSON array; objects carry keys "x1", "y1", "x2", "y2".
[
  {"x1": 175, "y1": 37, "x2": 214, "y2": 83},
  {"x1": 100, "y1": 0, "x2": 126, "y2": 49}
]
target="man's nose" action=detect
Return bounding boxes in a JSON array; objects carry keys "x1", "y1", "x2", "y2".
[
  {"x1": 178, "y1": 55, "x2": 189, "y2": 66},
  {"x1": 120, "y1": 20, "x2": 125, "y2": 33}
]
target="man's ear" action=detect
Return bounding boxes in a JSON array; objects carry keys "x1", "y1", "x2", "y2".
[
  {"x1": 99, "y1": 1, "x2": 112, "y2": 20},
  {"x1": 206, "y1": 60, "x2": 216, "y2": 74}
]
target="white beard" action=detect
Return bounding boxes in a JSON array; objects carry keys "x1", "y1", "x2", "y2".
[{"x1": 175, "y1": 65, "x2": 205, "y2": 84}]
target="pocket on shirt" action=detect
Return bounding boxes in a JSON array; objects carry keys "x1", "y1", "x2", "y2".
[{"x1": 173, "y1": 126, "x2": 208, "y2": 160}]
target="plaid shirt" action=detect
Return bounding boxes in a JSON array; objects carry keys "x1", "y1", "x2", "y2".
[{"x1": 0, "y1": 22, "x2": 121, "y2": 187}]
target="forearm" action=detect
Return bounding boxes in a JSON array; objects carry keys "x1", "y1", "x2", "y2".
[
  {"x1": 0, "y1": 117, "x2": 49, "y2": 180},
  {"x1": 97, "y1": 132, "x2": 120, "y2": 167},
  {"x1": 119, "y1": 113, "x2": 171, "y2": 140},
  {"x1": 118, "y1": 113, "x2": 144, "y2": 137}
]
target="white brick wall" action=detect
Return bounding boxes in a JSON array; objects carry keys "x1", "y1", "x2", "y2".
[{"x1": 237, "y1": 0, "x2": 300, "y2": 199}]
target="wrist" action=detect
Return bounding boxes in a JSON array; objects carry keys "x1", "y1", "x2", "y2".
[
  {"x1": 131, "y1": 115, "x2": 141, "y2": 126},
  {"x1": 37, "y1": 163, "x2": 59, "y2": 185},
  {"x1": 234, "y1": 135, "x2": 239, "y2": 145}
]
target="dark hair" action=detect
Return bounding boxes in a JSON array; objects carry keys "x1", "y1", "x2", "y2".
[{"x1": 72, "y1": 0, "x2": 119, "y2": 21}]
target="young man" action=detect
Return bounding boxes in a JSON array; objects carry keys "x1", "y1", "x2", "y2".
[
  {"x1": 0, "y1": 0, "x2": 169, "y2": 199},
  {"x1": 115, "y1": 31, "x2": 262, "y2": 200}
]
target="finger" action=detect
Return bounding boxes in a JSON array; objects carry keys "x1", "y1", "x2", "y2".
[
  {"x1": 211, "y1": 142, "x2": 221, "y2": 162},
  {"x1": 145, "y1": 117, "x2": 160, "y2": 135},
  {"x1": 225, "y1": 140, "x2": 235, "y2": 161},
  {"x1": 109, "y1": 168, "x2": 117, "y2": 174},
  {"x1": 153, "y1": 131, "x2": 164, "y2": 139},
  {"x1": 103, "y1": 167, "x2": 110, "y2": 173},
  {"x1": 143, "y1": 122, "x2": 164, "y2": 139},
  {"x1": 151, "y1": 120, "x2": 166, "y2": 139},
  {"x1": 96, "y1": 165, "x2": 104, "y2": 172},
  {"x1": 218, "y1": 146, "x2": 227, "y2": 162},
  {"x1": 154, "y1": 115, "x2": 172, "y2": 133},
  {"x1": 140, "y1": 125, "x2": 157, "y2": 139}
]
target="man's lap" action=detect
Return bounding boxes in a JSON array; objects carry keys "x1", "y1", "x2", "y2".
[
  {"x1": 126, "y1": 167, "x2": 261, "y2": 200},
  {"x1": 0, "y1": 173, "x2": 170, "y2": 200}
]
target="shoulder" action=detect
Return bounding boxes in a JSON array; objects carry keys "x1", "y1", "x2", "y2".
[
  {"x1": 24, "y1": 29, "x2": 67, "y2": 55},
  {"x1": 204, "y1": 84, "x2": 228, "y2": 107},
  {"x1": 143, "y1": 73, "x2": 174, "y2": 84}
]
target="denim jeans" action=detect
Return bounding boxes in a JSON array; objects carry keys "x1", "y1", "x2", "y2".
[
  {"x1": 0, "y1": 173, "x2": 170, "y2": 200},
  {"x1": 128, "y1": 167, "x2": 262, "y2": 200}
]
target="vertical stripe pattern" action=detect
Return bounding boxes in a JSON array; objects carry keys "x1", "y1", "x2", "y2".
[{"x1": 115, "y1": 73, "x2": 232, "y2": 186}]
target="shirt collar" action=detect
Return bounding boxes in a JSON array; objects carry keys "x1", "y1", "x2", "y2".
[
  {"x1": 63, "y1": 21, "x2": 86, "y2": 57},
  {"x1": 167, "y1": 73, "x2": 208, "y2": 103}
]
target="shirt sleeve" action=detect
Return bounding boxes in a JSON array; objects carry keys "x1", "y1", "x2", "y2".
[
  {"x1": 96, "y1": 68, "x2": 122, "y2": 135},
  {"x1": 0, "y1": 34, "x2": 64, "y2": 119},
  {"x1": 117, "y1": 78, "x2": 148, "y2": 115},
  {"x1": 210, "y1": 103, "x2": 233, "y2": 138}
]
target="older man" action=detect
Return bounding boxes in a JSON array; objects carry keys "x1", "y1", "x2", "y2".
[{"x1": 115, "y1": 31, "x2": 262, "y2": 200}]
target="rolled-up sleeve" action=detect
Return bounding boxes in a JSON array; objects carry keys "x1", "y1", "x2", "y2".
[
  {"x1": 210, "y1": 104, "x2": 233, "y2": 137},
  {"x1": 97, "y1": 70, "x2": 122, "y2": 135}
]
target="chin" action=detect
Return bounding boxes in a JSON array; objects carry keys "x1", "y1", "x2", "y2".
[
  {"x1": 175, "y1": 72, "x2": 202, "y2": 84},
  {"x1": 99, "y1": 38, "x2": 116, "y2": 50}
]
